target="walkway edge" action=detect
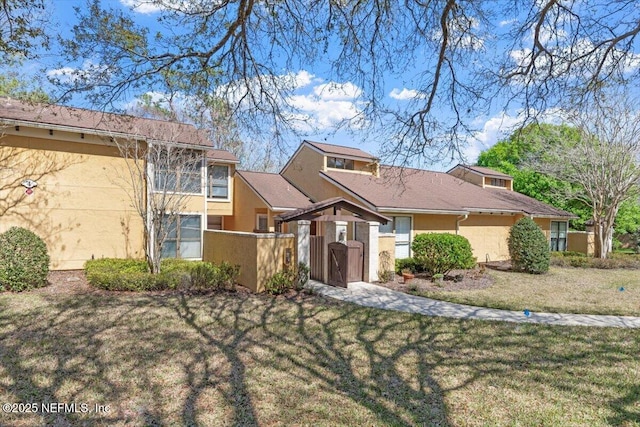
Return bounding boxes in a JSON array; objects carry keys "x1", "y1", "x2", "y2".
[{"x1": 306, "y1": 280, "x2": 640, "y2": 328}]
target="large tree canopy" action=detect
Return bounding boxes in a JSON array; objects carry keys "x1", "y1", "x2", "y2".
[
  {"x1": 0, "y1": 0, "x2": 49, "y2": 61},
  {"x1": 52, "y1": 0, "x2": 640, "y2": 163},
  {"x1": 478, "y1": 122, "x2": 640, "y2": 240},
  {"x1": 477, "y1": 123, "x2": 591, "y2": 229}
]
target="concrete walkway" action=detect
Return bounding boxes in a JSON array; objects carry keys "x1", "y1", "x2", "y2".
[{"x1": 307, "y1": 280, "x2": 640, "y2": 328}]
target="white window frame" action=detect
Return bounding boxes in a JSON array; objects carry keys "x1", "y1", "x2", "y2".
[
  {"x1": 207, "y1": 164, "x2": 230, "y2": 201},
  {"x1": 161, "y1": 213, "x2": 203, "y2": 259},
  {"x1": 152, "y1": 154, "x2": 204, "y2": 196}
]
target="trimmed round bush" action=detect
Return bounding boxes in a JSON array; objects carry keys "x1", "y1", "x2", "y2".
[
  {"x1": 508, "y1": 217, "x2": 550, "y2": 274},
  {"x1": 411, "y1": 233, "x2": 476, "y2": 275},
  {"x1": 0, "y1": 227, "x2": 50, "y2": 291}
]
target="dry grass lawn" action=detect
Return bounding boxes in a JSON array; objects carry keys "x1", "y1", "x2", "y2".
[
  {"x1": 416, "y1": 266, "x2": 640, "y2": 316},
  {"x1": 0, "y1": 276, "x2": 639, "y2": 426}
]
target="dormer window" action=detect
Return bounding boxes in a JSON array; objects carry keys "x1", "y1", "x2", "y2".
[
  {"x1": 489, "y1": 178, "x2": 507, "y2": 188},
  {"x1": 327, "y1": 156, "x2": 354, "y2": 170}
]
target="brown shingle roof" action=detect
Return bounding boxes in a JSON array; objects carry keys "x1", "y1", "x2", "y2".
[
  {"x1": 236, "y1": 170, "x2": 311, "y2": 210},
  {"x1": 205, "y1": 149, "x2": 239, "y2": 163},
  {"x1": 305, "y1": 140, "x2": 376, "y2": 160},
  {"x1": 0, "y1": 97, "x2": 238, "y2": 163},
  {"x1": 322, "y1": 166, "x2": 575, "y2": 217},
  {"x1": 449, "y1": 164, "x2": 512, "y2": 179}
]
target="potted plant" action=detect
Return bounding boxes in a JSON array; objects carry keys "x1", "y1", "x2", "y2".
[{"x1": 401, "y1": 269, "x2": 415, "y2": 283}]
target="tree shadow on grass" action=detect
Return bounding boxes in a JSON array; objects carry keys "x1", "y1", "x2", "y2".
[{"x1": 0, "y1": 287, "x2": 638, "y2": 426}]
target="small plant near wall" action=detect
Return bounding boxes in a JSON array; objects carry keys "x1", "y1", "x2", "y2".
[
  {"x1": 377, "y1": 250, "x2": 395, "y2": 282},
  {"x1": 432, "y1": 273, "x2": 444, "y2": 285},
  {"x1": 265, "y1": 262, "x2": 310, "y2": 295},
  {"x1": 0, "y1": 227, "x2": 50, "y2": 292}
]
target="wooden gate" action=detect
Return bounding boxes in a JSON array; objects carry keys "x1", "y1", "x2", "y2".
[
  {"x1": 328, "y1": 242, "x2": 348, "y2": 287},
  {"x1": 328, "y1": 240, "x2": 364, "y2": 287},
  {"x1": 346, "y1": 240, "x2": 364, "y2": 282},
  {"x1": 309, "y1": 236, "x2": 324, "y2": 281}
]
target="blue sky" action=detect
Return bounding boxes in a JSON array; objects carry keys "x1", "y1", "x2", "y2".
[{"x1": 18, "y1": 1, "x2": 640, "y2": 170}]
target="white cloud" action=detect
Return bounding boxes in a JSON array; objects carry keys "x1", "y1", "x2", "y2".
[
  {"x1": 389, "y1": 88, "x2": 423, "y2": 100},
  {"x1": 46, "y1": 61, "x2": 111, "y2": 85},
  {"x1": 313, "y1": 82, "x2": 362, "y2": 100},
  {"x1": 286, "y1": 77, "x2": 365, "y2": 131},
  {"x1": 120, "y1": 0, "x2": 165, "y2": 14}
]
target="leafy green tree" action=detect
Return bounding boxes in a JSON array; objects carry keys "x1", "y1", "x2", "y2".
[
  {"x1": 0, "y1": 0, "x2": 49, "y2": 61},
  {"x1": 0, "y1": 72, "x2": 51, "y2": 102},
  {"x1": 477, "y1": 123, "x2": 591, "y2": 229}
]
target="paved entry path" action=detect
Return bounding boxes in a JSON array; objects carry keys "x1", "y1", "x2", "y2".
[{"x1": 307, "y1": 280, "x2": 640, "y2": 328}]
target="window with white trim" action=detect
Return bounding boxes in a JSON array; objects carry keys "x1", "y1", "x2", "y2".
[
  {"x1": 207, "y1": 165, "x2": 229, "y2": 199},
  {"x1": 154, "y1": 151, "x2": 202, "y2": 194},
  {"x1": 161, "y1": 214, "x2": 202, "y2": 259},
  {"x1": 550, "y1": 221, "x2": 567, "y2": 251}
]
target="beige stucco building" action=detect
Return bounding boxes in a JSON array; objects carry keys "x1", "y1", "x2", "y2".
[{"x1": 1, "y1": 100, "x2": 574, "y2": 281}]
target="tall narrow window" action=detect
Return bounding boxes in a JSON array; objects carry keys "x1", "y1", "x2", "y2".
[
  {"x1": 208, "y1": 165, "x2": 229, "y2": 199},
  {"x1": 550, "y1": 221, "x2": 568, "y2": 251},
  {"x1": 256, "y1": 214, "x2": 268, "y2": 232}
]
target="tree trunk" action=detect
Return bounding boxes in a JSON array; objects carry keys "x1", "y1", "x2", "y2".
[{"x1": 593, "y1": 221, "x2": 607, "y2": 259}]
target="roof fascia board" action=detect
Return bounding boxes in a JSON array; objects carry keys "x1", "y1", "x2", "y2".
[
  {"x1": 2, "y1": 118, "x2": 238, "y2": 163},
  {"x1": 279, "y1": 141, "x2": 307, "y2": 175},
  {"x1": 306, "y1": 140, "x2": 376, "y2": 162},
  {"x1": 378, "y1": 208, "x2": 469, "y2": 215}
]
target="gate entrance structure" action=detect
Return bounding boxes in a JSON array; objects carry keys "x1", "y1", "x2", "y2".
[{"x1": 277, "y1": 197, "x2": 390, "y2": 286}]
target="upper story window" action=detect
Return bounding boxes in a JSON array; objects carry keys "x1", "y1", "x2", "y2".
[
  {"x1": 327, "y1": 156, "x2": 354, "y2": 170},
  {"x1": 208, "y1": 165, "x2": 229, "y2": 199},
  {"x1": 154, "y1": 153, "x2": 202, "y2": 194},
  {"x1": 488, "y1": 178, "x2": 508, "y2": 187}
]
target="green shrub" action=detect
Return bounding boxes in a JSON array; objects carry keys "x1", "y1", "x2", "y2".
[
  {"x1": 411, "y1": 233, "x2": 476, "y2": 276},
  {"x1": 0, "y1": 227, "x2": 50, "y2": 292},
  {"x1": 508, "y1": 218, "x2": 550, "y2": 274},
  {"x1": 264, "y1": 262, "x2": 309, "y2": 295},
  {"x1": 395, "y1": 257, "x2": 420, "y2": 274},
  {"x1": 84, "y1": 258, "x2": 240, "y2": 292}
]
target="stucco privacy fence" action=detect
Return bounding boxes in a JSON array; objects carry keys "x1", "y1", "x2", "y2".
[{"x1": 203, "y1": 230, "x2": 296, "y2": 292}]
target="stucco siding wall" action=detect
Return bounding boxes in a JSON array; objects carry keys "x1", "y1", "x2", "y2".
[
  {"x1": 206, "y1": 164, "x2": 234, "y2": 216},
  {"x1": 281, "y1": 145, "x2": 324, "y2": 200},
  {"x1": 378, "y1": 234, "x2": 396, "y2": 274},
  {"x1": 448, "y1": 168, "x2": 483, "y2": 186},
  {"x1": 0, "y1": 134, "x2": 145, "y2": 269},
  {"x1": 458, "y1": 215, "x2": 518, "y2": 262},
  {"x1": 412, "y1": 214, "x2": 457, "y2": 235},
  {"x1": 568, "y1": 231, "x2": 594, "y2": 256},
  {"x1": 203, "y1": 230, "x2": 294, "y2": 292}
]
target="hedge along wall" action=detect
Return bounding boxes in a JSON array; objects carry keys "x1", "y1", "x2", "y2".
[{"x1": 203, "y1": 230, "x2": 295, "y2": 292}]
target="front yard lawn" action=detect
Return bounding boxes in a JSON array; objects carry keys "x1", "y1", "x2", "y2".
[
  {"x1": 410, "y1": 266, "x2": 640, "y2": 316},
  {"x1": 0, "y1": 274, "x2": 638, "y2": 426}
]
